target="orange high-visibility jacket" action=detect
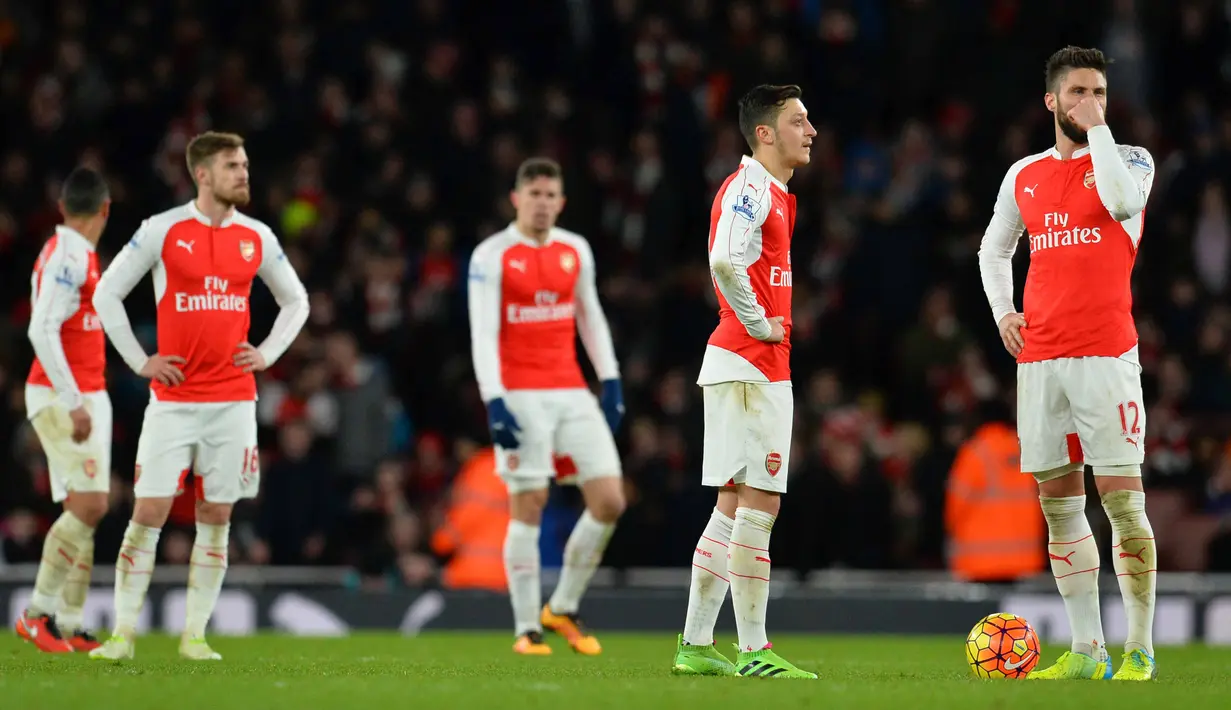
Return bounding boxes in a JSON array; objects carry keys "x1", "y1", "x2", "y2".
[
  {"x1": 430, "y1": 448, "x2": 510, "y2": 592},
  {"x1": 945, "y1": 422, "x2": 1046, "y2": 581}
]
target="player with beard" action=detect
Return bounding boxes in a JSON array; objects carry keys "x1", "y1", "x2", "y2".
[
  {"x1": 89, "y1": 132, "x2": 309, "y2": 661},
  {"x1": 978, "y1": 47, "x2": 1157, "y2": 681}
]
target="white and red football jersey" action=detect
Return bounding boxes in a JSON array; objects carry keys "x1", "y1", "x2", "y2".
[
  {"x1": 26, "y1": 225, "x2": 106, "y2": 412},
  {"x1": 93, "y1": 201, "x2": 309, "y2": 403},
  {"x1": 699, "y1": 154, "x2": 796, "y2": 385},
  {"x1": 466, "y1": 224, "x2": 619, "y2": 401},
  {"x1": 979, "y1": 125, "x2": 1155, "y2": 363}
]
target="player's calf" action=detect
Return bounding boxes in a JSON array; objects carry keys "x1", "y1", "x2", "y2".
[
  {"x1": 1097, "y1": 471, "x2": 1156, "y2": 664},
  {"x1": 184, "y1": 500, "x2": 233, "y2": 649}
]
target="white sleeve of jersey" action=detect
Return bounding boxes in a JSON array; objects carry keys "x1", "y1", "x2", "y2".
[
  {"x1": 467, "y1": 239, "x2": 506, "y2": 402},
  {"x1": 27, "y1": 242, "x2": 87, "y2": 410},
  {"x1": 1088, "y1": 125, "x2": 1154, "y2": 221},
  {"x1": 708, "y1": 178, "x2": 773, "y2": 341},
  {"x1": 571, "y1": 237, "x2": 620, "y2": 381},
  {"x1": 93, "y1": 219, "x2": 164, "y2": 374},
  {"x1": 978, "y1": 165, "x2": 1026, "y2": 327},
  {"x1": 254, "y1": 226, "x2": 310, "y2": 367}
]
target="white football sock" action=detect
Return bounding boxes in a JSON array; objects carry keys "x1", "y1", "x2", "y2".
[
  {"x1": 1040, "y1": 496, "x2": 1106, "y2": 659},
  {"x1": 114, "y1": 521, "x2": 161, "y2": 637},
  {"x1": 185, "y1": 522, "x2": 230, "y2": 639},
  {"x1": 29, "y1": 512, "x2": 93, "y2": 618},
  {"x1": 728, "y1": 507, "x2": 775, "y2": 652},
  {"x1": 503, "y1": 520, "x2": 542, "y2": 636},
  {"x1": 683, "y1": 507, "x2": 734, "y2": 646},
  {"x1": 1102, "y1": 490, "x2": 1156, "y2": 657},
  {"x1": 548, "y1": 510, "x2": 615, "y2": 615},
  {"x1": 57, "y1": 536, "x2": 94, "y2": 633}
]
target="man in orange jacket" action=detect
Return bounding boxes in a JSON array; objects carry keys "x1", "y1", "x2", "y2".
[
  {"x1": 945, "y1": 401, "x2": 1047, "y2": 582},
  {"x1": 431, "y1": 447, "x2": 510, "y2": 592}
]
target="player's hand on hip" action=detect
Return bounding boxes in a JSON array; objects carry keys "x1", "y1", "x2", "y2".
[
  {"x1": 998, "y1": 313, "x2": 1027, "y2": 357},
  {"x1": 233, "y1": 342, "x2": 268, "y2": 373},
  {"x1": 1066, "y1": 97, "x2": 1106, "y2": 132},
  {"x1": 141, "y1": 354, "x2": 187, "y2": 386},
  {"x1": 600, "y1": 378, "x2": 625, "y2": 433},
  {"x1": 486, "y1": 397, "x2": 522, "y2": 449},
  {"x1": 758, "y1": 316, "x2": 786, "y2": 343},
  {"x1": 68, "y1": 406, "x2": 92, "y2": 443}
]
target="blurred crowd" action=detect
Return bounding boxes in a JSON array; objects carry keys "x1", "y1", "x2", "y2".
[{"x1": 2, "y1": 0, "x2": 1231, "y2": 586}]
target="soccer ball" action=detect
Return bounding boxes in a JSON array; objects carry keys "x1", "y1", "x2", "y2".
[{"x1": 965, "y1": 613, "x2": 1041, "y2": 679}]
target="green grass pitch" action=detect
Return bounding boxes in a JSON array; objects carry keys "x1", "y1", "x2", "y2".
[{"x1": 1, "y1": 632, "x2": 1226, "y2": 709}]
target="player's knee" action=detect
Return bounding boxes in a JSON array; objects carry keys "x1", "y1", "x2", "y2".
[
  {"x1": 1034, "y1": 462, "x2": 1085, "y2": 497},
  {"x1": 737, "y1": 486, "x2": 781, "y2": 517},
  {"x1": 588, "y1": 489, "x2": 625, "y2": 524},
  {"x1": 509, "y1": 487, "x2": 549, "y2": 525},
  {"x1": 131, "y1": 496, "x2": 174, "y2": 528},
  {"x1": 66, "y1": 492, "x2": 109, "y2": 527},
  {"x1": 195, "y1": 499, "x2": 234, "y2": 526},
  {"x1": 1093, "y1": 464, "x2": 1143, "y2": 494}
]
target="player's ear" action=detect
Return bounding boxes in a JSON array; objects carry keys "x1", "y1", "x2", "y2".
[
  {"x1": 756, "y1": 124, "x2": 774, "y2": 146},
  {"x1": 57, "y1": 199, "x2": 68, "y2": 220},
  {"x1": 1044, "y1": 92, "x2": 1056, "y2": 113},
  {"x1": 509, "y1": 188, "x2": 520, "y2": 209},
  {"x1": 100, "y1": 199, "x2": 111, "y2": 219}
]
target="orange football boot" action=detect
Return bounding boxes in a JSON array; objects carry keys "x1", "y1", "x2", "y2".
[
  {"x1": 14, "y1": 611, "x2": 74, "y2": 653},
  {"x1": 541, "y1": 606, "x2": 602, "y2": 655},
  {"x1": 513, "y1": 631, "x2": 552, "y2": 655},
  {"x1": 66, "y1": 629, "x2": 102, "y2": 652}
]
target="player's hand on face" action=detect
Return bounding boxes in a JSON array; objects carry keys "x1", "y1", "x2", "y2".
[
  {"x1": 68, "y1": 406, "x2": 92, "y2": 443},
  {"x1": 998, "y1": 313, "x2": 1027, "y2": 357},
  {"x1": 141, "y1": 354, "x2": 187, "y2": 386},
  {"x1": 1066, "y1": 97, "x2": 1106, "y2": 132},
  {"x1": 233, "y1": 342, "x2": 268, "y2": 373},
  {"x1": 759, "y1": 316, "x2": 786, "y2": 344}
]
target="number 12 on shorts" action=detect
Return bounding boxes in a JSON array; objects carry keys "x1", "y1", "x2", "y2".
[{"x1": 1118, "y1": 401, "x2": 1142, "y2": 439}]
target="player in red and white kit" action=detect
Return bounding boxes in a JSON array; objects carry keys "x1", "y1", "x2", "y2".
[
  {"x1": 672, "y1": 85, "x2": 817, "y2": 679},
  {"x1": 15, "y1": 167, "x2": 112, "y2": 654},
  {"x1": 467, "y1": 158, "x2": 625, "y2": 656},
  {"x1": 88, "y1": 132, "x2": 309, "y2": 661},
  {"x1": 979, "y1": 47, "x2": 1157, "y2": 681}
]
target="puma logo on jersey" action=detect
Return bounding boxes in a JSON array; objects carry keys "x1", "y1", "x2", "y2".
[
  {"x1": 176, "y1": 239, "x2": 195, "y2": 254},
  {"x1": 1023, "y1": 184, "x2": 1037, "y2": 197}
]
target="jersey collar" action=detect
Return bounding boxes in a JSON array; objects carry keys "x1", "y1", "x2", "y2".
[
  {"x1": 187, "y1": 199, "x2": 236, "y2": 228},
  {"x1": 741, "y1": 155, "x2": 788, "y2": 193},
  {"x1": 1048, "y1": 145, "x2": 1091, "y2": 160},
  {"x1": 55, "y1": 224, "x2": 95, "y2": 252},
  {"x1": 508, "y1": 222, "x2": 555, "y2": 246}
]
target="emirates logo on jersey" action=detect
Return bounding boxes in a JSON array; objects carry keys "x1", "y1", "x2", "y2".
[
  {"x1": 765, "y1": 452, "x2": 783, "y2": 476},
  {"x1": 1083, "y1": 169, "x2": 1096, "y2": 189},
  {"x1": 239, "y1": 240, "x2": 256, "y2": 261}
]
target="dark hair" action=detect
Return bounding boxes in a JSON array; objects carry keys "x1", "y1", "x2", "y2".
[
  {"x1": 60, "y1": 167, "x2": 109, "y2": 217},
  {"x1": 1045, "y1": 46, "x2": 1111, "y2": 93},
  {"x1": 737, "y1": 84, "x2": 803, "y2": 150},
  {"x1": 185, "y1": 130, "x2": 245, "y2": 174},
  {"x1": 515, "y1": 157, "x2": 562, "y2": 187}
]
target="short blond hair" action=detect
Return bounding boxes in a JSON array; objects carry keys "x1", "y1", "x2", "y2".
[{"x1": 185, "y1": 131, "x2": 245, "y2": 176}]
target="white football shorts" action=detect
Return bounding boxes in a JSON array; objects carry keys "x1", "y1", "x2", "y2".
[
  {"x1": 26, "y1": 386, "x2": 112, "y2": 503},
  {"x1": 495, "y1": 388, "x2": 622, "y2": 494},
  {"x1": 135, "y1": 400, "x2": 259, "y2": 504},
  {"x1": 1017, "y1": 346, "x2": 1145, "y2": 476},
  {"x1": 701, "y1": 381, "x2": 792, "y2": 494}
]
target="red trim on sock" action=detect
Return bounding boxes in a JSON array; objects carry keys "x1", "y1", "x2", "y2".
[
  {"x1": 1054, "y1": 566, "x2": 1100, "y2": 579},
  {"x1": 730, "y1": 541, "x2": 768, "y2": 552},
  {"x1": 728, "y1": 570, "x2": 770, "y2": 582},
  {"x1": 1115, "y1": 569, "x2": 1156, "y2": 577},
  {"x1": 1112, "y1": 537, "x2": 1155, "y2": 548},
  {"x1": 1049, "y1": 534, "x2": 1094, "y2": 546},
  {"x1": 692, "y1": 563, "x2": 729, "y2": 582},
  {"x1": 700, "y1": 535, "x2": 729, "y2": 548}
]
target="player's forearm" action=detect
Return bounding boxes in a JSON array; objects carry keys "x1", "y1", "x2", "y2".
[
  {"x1": 256, "y1": 296, "x2": 309, "y2": 367},
  {"x1": 577, "y1": 309, "x2": 620, "y2": 381},
  {"x1": 1088, "y1": 125, "x2": 1146, "y2": 220},
  {"x1": 709, "y1": 252, "x2": 772, "y2": 340},
  {"x1": 467, "y1": 286, "x2": 506, "y2": 401},
  {"x1": 92, "y1": 289, "x2": 150, "y2": 374},
  {"x1": 27, "y1": 319, "x2": 83, "y2": 409},
  {"x1": 977, "y1": 217, "x2": 1021, "y2": 324}
]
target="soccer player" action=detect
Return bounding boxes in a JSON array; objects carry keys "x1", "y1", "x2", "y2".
[
  {"x1": 15, "y1": 167, "x2": 113, "y2": 654},
  {"x1": 978, "y1": 47, "x2": 1157, "y2": 681},
  {"x1": 88, "y1": 131, "x2": 310, "y2": 661},
  {"x1": 467, "y1": 157, "x2": 626, "y2": 655},
  {"x1": 671, "y1": 84, "x2": 817, "y2": 679}
]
